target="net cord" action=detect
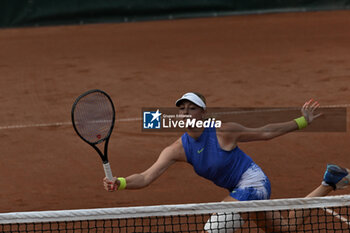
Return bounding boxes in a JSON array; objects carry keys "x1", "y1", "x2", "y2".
[{"x1": 0, "y1": 195, "x2": 349, "y2": 224}]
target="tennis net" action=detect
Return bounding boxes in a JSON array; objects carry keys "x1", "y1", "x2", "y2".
[{"x1": 0, "y1": 195, "x2": 349, "y2": 232}]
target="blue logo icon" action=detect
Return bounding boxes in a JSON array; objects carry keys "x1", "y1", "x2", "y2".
[{"x1": 143, "y1": 109, "x2": 162, "y2": 129}]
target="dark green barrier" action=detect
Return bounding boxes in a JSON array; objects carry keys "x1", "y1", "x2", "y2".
[{"x1": 1, "y1": 0, "x2": 350, "y2": 28}]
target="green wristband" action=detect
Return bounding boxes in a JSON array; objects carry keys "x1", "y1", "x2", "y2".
[
  {"x1": 294, "y1": 116, "x2": 308, "y2": 130},
  {"x1": 117, "y1": 177, "x2": 127, "y2": 190}
]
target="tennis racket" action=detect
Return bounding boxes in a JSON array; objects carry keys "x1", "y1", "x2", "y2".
[{"x1": 71, "y1": 89, "x2": 115, "y2": 180}]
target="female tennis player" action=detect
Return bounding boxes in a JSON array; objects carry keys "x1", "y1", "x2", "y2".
[{"x1": 103, "y1": 92, "x2": 349, "y2": 232}]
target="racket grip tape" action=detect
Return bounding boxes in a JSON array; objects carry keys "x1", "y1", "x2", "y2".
[{"x1": 103, "y1": 162, "x2": 114, "y2": 180}]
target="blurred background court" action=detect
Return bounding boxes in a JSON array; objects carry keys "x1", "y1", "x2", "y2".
[{"x1": 0, "y1": 0, "x2": 350, "y2": 215}]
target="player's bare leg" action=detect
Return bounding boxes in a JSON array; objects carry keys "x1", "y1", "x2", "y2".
[{"x1": 203, "y1": 164, "x2": 350, "y2": 233}]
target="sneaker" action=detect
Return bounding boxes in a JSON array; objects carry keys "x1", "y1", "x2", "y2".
[
  {"x1": 335, "y1": 173, "x2": 350, "y2": 190},
  {"x1": 322, "y1": 164, "x2": 350, "y2": 190}
]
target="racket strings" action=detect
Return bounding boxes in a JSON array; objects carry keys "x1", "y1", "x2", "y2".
[{"x1": 73, "y1": 92, "x2": 114, "y2": 144}]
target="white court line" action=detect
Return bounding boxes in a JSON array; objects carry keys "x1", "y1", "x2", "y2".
[
  {"x1": 325, "y1": 208, "x2": 350, "y2": 226},
  {"x1": 0, "y1": 118, "x2": 143, "y2": 130},
  {"x1": 0, "y1": 104, "x2": 348, "y2": 131},
  {"x1": 0, "y1": 122, "x2": 72, "y2": 130}
]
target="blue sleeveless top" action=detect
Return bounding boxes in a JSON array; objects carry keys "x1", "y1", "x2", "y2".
[{"x1": 181, "y1": 127, "x2": 253, "y2": 191}]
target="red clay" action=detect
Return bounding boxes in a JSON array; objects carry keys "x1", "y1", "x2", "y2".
[{"x1": 0, "y1": 10, "x2": 350, "y2": 212}]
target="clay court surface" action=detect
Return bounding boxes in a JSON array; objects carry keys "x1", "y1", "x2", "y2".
[{"x1": 0, "y1": 10, "x2": 350, "y2": 213}]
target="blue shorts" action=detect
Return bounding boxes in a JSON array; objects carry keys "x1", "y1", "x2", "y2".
[{"x1": 230, "y1": 163, "x2": 271, "y2": 201}]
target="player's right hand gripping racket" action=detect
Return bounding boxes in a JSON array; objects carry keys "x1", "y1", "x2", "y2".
[{"x1": 71, "y1": 89, "x2": 115, "y2": 180}]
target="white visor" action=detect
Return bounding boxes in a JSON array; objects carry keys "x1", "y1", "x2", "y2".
[{"x1": 175, "y1": 92, "x2": 206, "y2": 110}]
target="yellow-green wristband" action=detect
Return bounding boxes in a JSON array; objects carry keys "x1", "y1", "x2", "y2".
[
  {"x1": 117, "y1": 177, "x2": 127, "y2": 190},
  {"x1": 294, "y1": 116, "x2": 308, "y2": 130}
]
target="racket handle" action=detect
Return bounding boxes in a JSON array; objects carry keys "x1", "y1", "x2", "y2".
[{"x1": 103, "y1": 162, "x2": 114, "y2": 180}]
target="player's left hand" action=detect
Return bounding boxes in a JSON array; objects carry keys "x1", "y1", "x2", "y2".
[
  {"x1": 103, "y1": 177, "x2": 118, "y2": 192},
  {"x1": 301, "y1": 99, "x2": 322, "y2": 123}
]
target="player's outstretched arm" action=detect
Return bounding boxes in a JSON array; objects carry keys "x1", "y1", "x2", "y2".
[
  {"x1": 224, "y1": 99, "x2": 321, "y2": 143},
  {"x1": 103, "y1": 139, "x2": 185, "y2": 191}
]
